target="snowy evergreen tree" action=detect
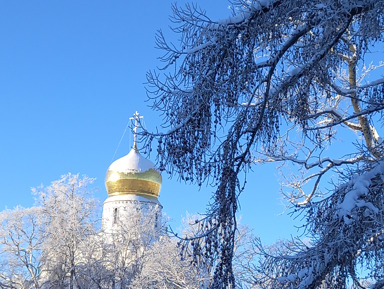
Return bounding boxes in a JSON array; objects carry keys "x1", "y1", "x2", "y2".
[{"x1": 142, "y1": 0, "x2": 384, "y2": 287}]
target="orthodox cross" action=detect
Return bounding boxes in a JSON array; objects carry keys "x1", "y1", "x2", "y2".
[{"x1": 130, "y1": 111, "x2": 143, "y2": 150}]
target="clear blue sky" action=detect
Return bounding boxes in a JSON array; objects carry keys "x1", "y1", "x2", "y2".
[{"x1": 0, "y1": 1, "x2": 303, "y2": 245}]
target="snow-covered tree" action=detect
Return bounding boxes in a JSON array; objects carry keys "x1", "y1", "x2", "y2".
[
  {"x1": 70, "y1": 234, "x2": 113, "y2": 289},
  {"x1": 0, "y1": 172, "x2": 267, "y2": 288},
  {"x1": 130, "y1": 215, "x2": 258, "y2": 289},
  {"x1": 100, "y1": 205, "x2": 163, "y2": 288},
  {"x1": 131, "y1": 236, "x2": 208, "y2": 289},
  {"x1": 170, "y1": 214, "x2": 261, "y2": 289},
  {"x1": 0, "y1": 206, "x2": 45, "y2": 289},
  {"x1": 253, "y1": 162, "x2": 384, "y2": 289},
  {"x1": 36, "y1": 173, "x2": 98, "y2": 289},
  {"x1": 142, "y1": 0, "x2": 384, "y2": 287}
]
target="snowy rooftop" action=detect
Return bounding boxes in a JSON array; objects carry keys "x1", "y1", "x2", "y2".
[{"x1": 108, "y1": 148, "x2": 157, "y2": 174}]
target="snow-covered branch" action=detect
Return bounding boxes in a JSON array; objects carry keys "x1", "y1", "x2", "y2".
[
  {"x1": 256, "y1": 161, "x2": 384, "y2": 288},
  {"x1": 143, "y1": 0, "x2": 384, "y2": 287}
]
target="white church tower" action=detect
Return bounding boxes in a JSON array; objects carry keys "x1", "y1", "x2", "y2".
[{"x1": 102, "y1": 112, "x2": 162, "y2": 234}]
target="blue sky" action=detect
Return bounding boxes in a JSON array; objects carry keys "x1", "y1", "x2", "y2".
[{"x1": 1, "y1": 1, "x2": 304, "y2": 245}]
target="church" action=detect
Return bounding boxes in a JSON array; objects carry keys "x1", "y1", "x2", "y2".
[
  {"x1": 102, "y1": 111, "x2": 163, "y2": 235},
  {"x1": 0, "y1": 112, "x2": 207, "y2": 289}
]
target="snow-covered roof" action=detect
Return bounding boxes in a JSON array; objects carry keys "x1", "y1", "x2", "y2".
[{"x1": 108, "y1": 148, "x2": 157, "y2": 174}]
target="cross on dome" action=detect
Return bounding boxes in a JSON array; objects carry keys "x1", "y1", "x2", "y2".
[{"x1": 130, "y1": 111, "x2": 143, "y2": 151}]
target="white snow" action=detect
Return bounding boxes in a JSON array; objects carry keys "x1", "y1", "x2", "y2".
[
  {"x1": 216, "y1": 12, "x2": 251, "y2": 26},
  {"x1": 337, "y1": 161, "x2": 384, "y2": 224},
  {"x1": 184, "y1": 38, "x2": 216, "y2": 54},
  {"x1": 297, "y1": 268, "x2": 308, "y2": 278},
  {"x1": 210, "y1": 0, "x2": 273, "y2": 29},
  {"x1": 314, "y1": 3, "x2": 326, "y2": 9},
  {"x1": 108, "y1": 148, "x2": 157, "y2": 174},
  {"x1": 359, "y1": 77, "x2": 384, "y2": 89}
]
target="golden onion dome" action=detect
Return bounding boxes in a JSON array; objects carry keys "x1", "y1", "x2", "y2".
[{"x1": 105, "y1": 147, "x2": 162, "y2": 199}]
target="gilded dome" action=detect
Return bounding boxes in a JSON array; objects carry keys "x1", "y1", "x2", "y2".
[{"x1": 105, "y1": 148, "x2": 162, "y2": 199}]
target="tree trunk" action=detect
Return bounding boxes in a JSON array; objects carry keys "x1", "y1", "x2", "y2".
[{"x1": 348, "y1": 52, "x2": 381, "y2": 159}]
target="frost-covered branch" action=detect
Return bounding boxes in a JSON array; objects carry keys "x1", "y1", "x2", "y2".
[
  {"x1": 255, "y1": 161, "x2": 384, "y2": 288},
  {"x1": 143, "y1": 0, "x2": 384, "y2": 287}
]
